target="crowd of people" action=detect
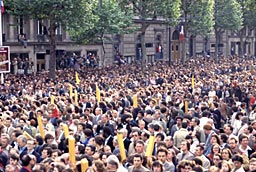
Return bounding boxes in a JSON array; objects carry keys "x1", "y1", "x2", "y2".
[{"x1": 0, "y1": 56, "x2": 256, "y2": 172}]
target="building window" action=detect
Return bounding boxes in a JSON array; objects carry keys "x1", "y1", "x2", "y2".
[
  {"x1": 37, "y1": 20, "x2": 47, "y2": 35},
  {"x1": 55, "y1": 23, "x2": 62, "y2": 35},
  {"x1": 17, "y1": 16, "x2": 24, "y2": 34}
]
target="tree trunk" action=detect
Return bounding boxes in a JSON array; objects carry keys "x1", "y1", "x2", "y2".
[
  {"x1": 141, "y1": 23, "x2": 148, "y2": 70},
  {"x1": 239, "y1": 33, "x2": 244, "y2": 57},
  {"x1": 215, "y1": 28, "x2": 219, "y2": 61},
  {"x1": 48, "y1": 20, "x2": 57, "y2": 79},
  {"x1": 181, "y1": 15, "x2": 188, "y2": 64},
  {"x1": 101, "y1": 35, "x2": 105, "y2": 66}
]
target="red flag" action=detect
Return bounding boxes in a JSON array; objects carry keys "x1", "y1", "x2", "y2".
[
  {"x1": 180, "y1": 25, "x2": 184, "y2": 43},
  {"x1": 0, "y1": 0, "x2": 4, "y2": 13}
]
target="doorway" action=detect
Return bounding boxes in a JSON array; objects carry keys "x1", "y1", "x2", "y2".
[
  {"x1": 171, "y1": 30, "x2": 180, "y2": 62},
  {"x1": 36, "y1": 53, "x2": 45, "y2": 71}
]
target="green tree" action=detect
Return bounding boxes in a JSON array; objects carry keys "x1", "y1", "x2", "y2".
[
  {"x1": 119, "y1": 0, "x2": 181, "y2": 68},
  {"x1": 68, "y1": 0, "x2": 134, "y2": 65},
  {"x1": 188, "y1": 0, "x2": 214, "y2": 54},
  {"x1": 214, "y1": 0, "x2": 243, "y2": 58},
  {"x1": 236, "y1": 0, "x2": 256, "y2": 56},
  {"x1": 5, "y1": 0, "x2": 93, "y2": 79}
]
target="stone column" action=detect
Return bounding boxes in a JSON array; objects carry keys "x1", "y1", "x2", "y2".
[
  {"x1": 9, "y1": 16, "x2": 15, "y2": 41},
  {"x1": 45, "y1": 54, "x2": 50, "y2": 71}
]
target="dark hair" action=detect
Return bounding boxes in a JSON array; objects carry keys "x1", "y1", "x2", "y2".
[
  {"x1": 220, "y1": 133, "x2": 228, "y2": 143},
  {"x1": 239, "y1": 134, "x2": 249, "y2": 143},
  {"x1": 193, "y1": 157, "x2": 203, "y2": 166},
  {"x1": 193, "y1": 117, "x2": 200, "y2": 125},
  {"x1": 181, "y1": 122, "x2": 188, "y2": 129},
  {"x1": 86, "y1": 145, "x2": 96, "y2": 153},
  {"x1": 232, "y1": 154, "x2": 243, "y2": 163},
  {"x1": 43, "y1": 147, "x2": 52, "y2": 157},
  {"x1": 133, "y1": 154, "x2": 143, "y2": 161},
  {"x1": 35, "y1": 135, "x2": 44, "y2": 145},
  {"x1": 157, "y1": 148, "x2": 168, "y2": 156},
  {"x1": 94, "y1": 135, "x2": 104, "y2": 146},
  {"x1": 156, "y1": 133, "x2": 165, "y2": 141},
  {"x1": 152, "y1": 160, "x2": 164, "y2": 172},
  {"x1": 21, "y1": 155, "x2": 32, "y2": 166},
  {"x1": 192, "y1": 165, "x2": 204, "y2": 172}
]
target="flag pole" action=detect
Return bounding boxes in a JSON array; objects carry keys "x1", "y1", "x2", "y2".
[{"x1": 0, "y1": 4, "x2": 4, "y2": 84}]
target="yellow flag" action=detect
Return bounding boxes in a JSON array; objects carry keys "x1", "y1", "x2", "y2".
[
  {"x1": 117, "y1": 132, "x2": 126, "y2": 161},
  {"x1": 192, "y1": 75, "x2": 195, "y2": 90},
  {"x1": 185, "y1": 100, "x2": 188, "y2": 114},
  {"x1": 37, "y1": 115, "x2": 45, "y2": 139},
  {"x1": 68, "y1": 136, "x2": 76, "y2": 166},
  {"x1": 50, "y1": 95, "x2": 55, "y2": 104},
  {"x1": 145, "y1": 134, "x2": 156, "y2": 157},
  {"x1": 133, "y1": 94, "x2": 138, "y2": 108},
  {"x1": 81, "y1": 158, "x2": 89, "y2": 172},
  {"x1": 69, "y1": 84, "x2": 73, "y2": 99},
  {"x1": 75, "y1": 72, "x2": 80, "y2": 84},
  {"x1": 96, "y1": 85, "x2": 101, "y2": 102},
  {"x1": 74, "y1": 90, "x2": 78, "y2": 105}
]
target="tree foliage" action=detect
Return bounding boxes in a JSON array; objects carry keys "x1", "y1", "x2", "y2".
[
  {"x1": 5, "y1": 0, "x2": 92, "y2": 79},
  {"x1": 68, "y1": 0, "x2": 133, "y2": 45},
  {"x1": 214, "y1": 0, "x2": 243, "y2": 31},
  {"x1": 188, "y1": 0, "x2": 215, "y2": 38},
  {"x1": 214, "y1": 0, "x2": 243, "y2": 57},
  {"x1": 119, "y1": 0, "x2": 181, "y2": 67}
]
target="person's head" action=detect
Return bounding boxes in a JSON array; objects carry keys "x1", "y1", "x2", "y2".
[
  {"x1": 5, "y1": 117, "x2": 12, "y2": 127},
  {"x1": 249, "y1": 158, "x2": 256, "y2": 172},
  {"x1": 211, "y1": 143, "x2": 220, "y2": 154},
  {"x1": 93, "y1": 160, "x2": 106, "y2": 172},
  {"x1": 175, "y1": 116, "x2": 183, "y2": 126},
  {"x1": 9, "y1": 153, "x2": 19, "y2": 166},
  {"x1": 5, "y1": 164, "x2": 15, "y2": 172},
  {"x1": 208, "y1": 166, "x2": 219, "y2": 172},
  {"x1": 203, "y1": 124, "x2": 212, "y2": 135},
  {"x1": 101, "y1": 114, "x2": 108, "y2": 124},
  {"x1": 26, "y1": 139, "x2": 36, "y2": 151},
  {"x1": 239, "y1": 134, "x2": 249, "y2": 148},
  {"x1": 164, "y1": 136, "x2": 173, "y2": 147},
  {"x1": 17, "y1": 135, "x2": 27, "y2": 148},
  {"x1": 103, "y1": 145, "x2": 111, "y2": 153},
  {"x1": 106, "y1": 159, "x2": 118, "y2": 172},
  {"x1": 194, "y1": 145, "x2": 204, "y2": 156},
  {"x1": 138, "y1": 120, "x2": 145, "y2": 130},
  {"x1": 228, "y1": 137, "x2": 238, "y2": 149},
  {"x1": 52, "y1": 163, "x2": 66, "y2": 172},
  {"x1": 157, "y1": 148, "x2": 168, "y2": 163},
  {"x1": 190, "y1": 117, "x2": 200, "y2": 127},
  {"x1": 232, "y1": 154, "x2": 243, "y2": 170},
  {"x1": 85, "y1": 145, "x2": 96, "y2": 156},
  {"x1": 213, "y1": 153, "x2": 222, "y2": 166},
  {"x1": 44, "y1": 133, "x2": 54, "y2": 144},
  {"x1": 221, "y1": 148, "x2": 232, "y2": 161},
  {"x1": 220, "y1": 160, "x2": 232, "y2": 172},
  {"x1": 132, "y1": 131, "x2": 141, "y2": 141},
  {"x1": 152, "y1": 160, "x2": 164, "y2": 172},
  {"x1": 180, "y1": 140, "x2": 190, "y2": 152},
  {"x1": 167, "y1": 148, "x2": 176, "y2": 162},
  {"x1": 0, "y1": 135, "x2": 10, "y2": 149},
  {"x1": 133, "y1": 154, "x2": 143, "y2": 168},
  {"x1": 210, "y1": 134, "x2": 221, "y2": 145},
  {"x1": 220, "y1": 133, "x2": 228, "y2": 144},
  {"x1": 52, "y1": 149, "x2": 61, "y2": 160},
  {"x1": 224, "y1": 124, "x2": 233, "y2": 135},
  {"x1": 41, "y1": 147, "x2": 52, "y2": 159},
  {"x1": 21, "y1": 154, "x2": 36, "y2": 168},
  {"x1": 183, "y1": 160, "x2": 195, "y2": 172},
  {"x1": 135, "y1": 140, "x2": 144, "y2": 154}
]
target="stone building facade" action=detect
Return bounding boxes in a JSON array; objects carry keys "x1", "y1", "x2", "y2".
[{"x1": 2, "y1": 14, "x2": 256, "y2": 73}]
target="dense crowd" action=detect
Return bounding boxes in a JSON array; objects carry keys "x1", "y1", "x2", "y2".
[{"x1": 0, "y1": 56, "x2": 256, "y2": 172}]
